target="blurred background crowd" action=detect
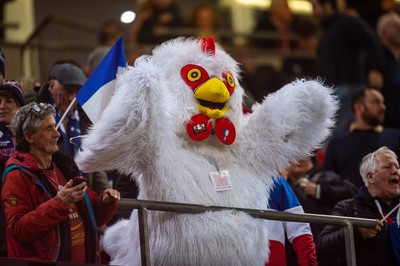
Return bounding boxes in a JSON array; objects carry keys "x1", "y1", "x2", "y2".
[{"x1": 0, "y1": 0, "x2": 397, "y2": 101}]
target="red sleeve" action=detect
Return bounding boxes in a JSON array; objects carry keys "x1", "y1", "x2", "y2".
[
  {"x1": 291, "y1": 234, "x2": 318, "y2": 266},
  {"x1": 85, "y1": 187, "x2": 118, "y2": 226},
  {"x1": 265, "y1": 240, "x2": 287, "y2": 266},
  {"x1": 2, "y1": 170, "x2": 69, "y2": 243}
]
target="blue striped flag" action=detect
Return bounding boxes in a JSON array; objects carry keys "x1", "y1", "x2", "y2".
[{"x1": 76, "y1": 37, "x2": 126, "y2": 124}]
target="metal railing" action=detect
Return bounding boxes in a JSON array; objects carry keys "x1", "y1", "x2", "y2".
[
  {"x1": 0, "y1": 198, "x2": 377, "y2": 265},
  {"x1": 118, "y1": 198, "x2": 377, "y2": 266}
]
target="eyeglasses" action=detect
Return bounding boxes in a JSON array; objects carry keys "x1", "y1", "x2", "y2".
[{"x1": 20, "y1": 103, "x2": 42, "y2": 133}]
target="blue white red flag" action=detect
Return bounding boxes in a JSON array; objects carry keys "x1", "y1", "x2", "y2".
[{"x1": 76, "y1": 37, "x2": 126, "y2": 124}]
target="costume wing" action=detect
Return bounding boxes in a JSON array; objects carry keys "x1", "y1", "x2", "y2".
[
  {"x1": 76, "y1": 57, "x2": 159, "y2": 174},
  {"x1": 237, "y1": 79, "x2": 338, "y2": 175}
]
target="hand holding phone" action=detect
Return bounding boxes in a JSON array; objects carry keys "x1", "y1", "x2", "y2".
[{"x1": 72, "y1": 176, "x2": 87, "y2": 187}]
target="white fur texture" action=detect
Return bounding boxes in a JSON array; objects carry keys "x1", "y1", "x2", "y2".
[{"x1": 76, "y1": 37, "x2": 338, "y2": 266}]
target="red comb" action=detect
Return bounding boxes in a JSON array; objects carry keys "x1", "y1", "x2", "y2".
[{"x1": 200, "y1": 36, "x2": 216, "y2": 56}]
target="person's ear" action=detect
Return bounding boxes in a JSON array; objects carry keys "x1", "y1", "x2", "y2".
[
  {"x1": 23, "y1": 132, "x2": 34, "y2": 144},
  {"x1": 354, "y1": 102, "x2": 364, "y2": 112},
  {"x1": 49, "y1": 80, "x2": 55, "y2": 92},
  {"x1": 367, "y1": 173, "x2": 374, "y2": 184}
]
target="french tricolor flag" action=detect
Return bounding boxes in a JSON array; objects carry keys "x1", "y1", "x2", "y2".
[{"x1": 76, "y1": 37, "x2": 126, "y2": 124}]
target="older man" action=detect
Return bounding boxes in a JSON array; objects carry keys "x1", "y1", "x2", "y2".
[
  {"x1": 36, "y1": 62, "x2": 110, "y2": 195},
  {"x1": 1, "y1": 102, "x2": 120, "y2": 263},
  {"x1": 317, "y1": 146, "x2": 400, "y2": 265}
]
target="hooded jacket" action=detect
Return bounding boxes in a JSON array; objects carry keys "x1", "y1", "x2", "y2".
[{"x1": 1, "y1": 151, "x2": 117, "y2": 262}]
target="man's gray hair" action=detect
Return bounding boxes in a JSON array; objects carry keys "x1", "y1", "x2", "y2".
[
  {"x1": 11, "y1": 102, "x2": 56, "y2": 152},
  {"x1": 359, "y1": 146, "x2": 397, "y2": 186}
]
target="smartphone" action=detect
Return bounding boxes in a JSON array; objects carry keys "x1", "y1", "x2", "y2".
[{"x1": 72, "y1": 176, "x2": 87, "y2": 187}]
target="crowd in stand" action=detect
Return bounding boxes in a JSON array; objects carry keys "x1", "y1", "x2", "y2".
[{"x1": 1, "y1": 0, "x2": 400, "y2": 264}]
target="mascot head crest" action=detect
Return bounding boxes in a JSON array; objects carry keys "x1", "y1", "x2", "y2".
[{"x1": 200, "y1": 37, "x2": 216, "y2": 56}]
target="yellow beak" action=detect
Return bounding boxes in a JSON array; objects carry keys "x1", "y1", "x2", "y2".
[{"x1": 194, "y1": 77, "x2": 230, "y2": 119}]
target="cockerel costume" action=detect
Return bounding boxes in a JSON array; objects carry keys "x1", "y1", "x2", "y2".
[{"x1": 76, "y1": 37, "x2": 337, "y2": 265}]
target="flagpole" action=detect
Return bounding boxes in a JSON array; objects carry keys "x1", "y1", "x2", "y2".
[{"x1": 56, "y1": 97, "x2": 77, "y2": 130}]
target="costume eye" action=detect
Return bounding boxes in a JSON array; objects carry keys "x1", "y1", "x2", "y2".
[
  {"x1": 226, "y1": 73, "x2": 235, "y2": 88},
  {"x1": 187, "y1": 68, "x2": 202, "y2": 82},
  {"x1": 223, "y1": 71, "x2": 235, "y2": 95},
  {"x1": 181, "y1": 64, "x2": 210, "y2": 91}
]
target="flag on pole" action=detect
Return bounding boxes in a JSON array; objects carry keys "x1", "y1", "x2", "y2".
[{"x1": 76, "y1": 36, "x2": 126, "y2": 124}]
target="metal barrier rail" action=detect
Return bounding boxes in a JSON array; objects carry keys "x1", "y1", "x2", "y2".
[
  {"x1": 0, "y1": 198, "x2": 376, "y2": 265},
  {"x1": 118, "y1": 198, "x2": 377, "y2": 266}
]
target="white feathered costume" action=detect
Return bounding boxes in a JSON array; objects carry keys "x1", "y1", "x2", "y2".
[{"x1": 76, "y1": 37, "x2": 337, "y2": 266}]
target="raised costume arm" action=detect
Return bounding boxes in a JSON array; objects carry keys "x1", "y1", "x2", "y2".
[
  {"x1": 238, "y1": 79, "x2": 338, "y2": 175},
  {"x1": 76, "y1": 57, "x2": 160, "y2": 174}
]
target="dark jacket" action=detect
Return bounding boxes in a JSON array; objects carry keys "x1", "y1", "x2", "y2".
[
  {"x1": 317, "y1": 186, "x2": 399, "y2": 266},
  {"x1": 1, "y1": 151, "x2": 117, "y2": 262}
]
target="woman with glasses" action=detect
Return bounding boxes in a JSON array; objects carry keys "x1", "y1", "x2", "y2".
[{"x1": 1, "y1": 102, "x2": 120, "y2": 263}]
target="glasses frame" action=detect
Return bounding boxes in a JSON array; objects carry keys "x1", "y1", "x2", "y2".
[{"x1": 20, "y1": 104, "x2": 42, "y2": 134}]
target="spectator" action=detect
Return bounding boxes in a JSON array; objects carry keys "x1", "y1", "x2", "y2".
[
  {"x1": 267, "y1": 176, "x2": 317, "y2": 266},
  {"x1": 281, "y1": 16, "x2": 320, "y2": 81},
  {"x1": 0, "y1": 81, "x2": 25, "y2": 164},
  {"x1": 377, "y1": 12, "x2": 400, "y2": 130},
  {"x1": 251, "y1": 0, "x2": 297, "y2": 52},
  {"x1": 324, "y1": 87, "x2": 400, "y2": 188},
  {"x1": 36, "y1": 62, "x2": 110, "y2": 195},
  {"x1": 285, "y1": 155, "x2": 357, "y2": 239},
  {"x1": 1, "y1": 102, "x2": 120, "y2": 263},
  {"x1": 310, "y1": 0, "x2": 384, "y2": 140},
  {"x1": 317, "y1": 146, "x2": 400, "y2": 266},
  {"x1": 187, "y1": 4, "x2": 230, "y2": 45},
  {"x1": 0, "y1": 81, "x2": 25, "y2": 257},
  {"x1": 130, "y1": 0, "x2": 184, "y2": 45},
  {"x1": 293, "y1": 16, "x2": 320, "y2": 55}
]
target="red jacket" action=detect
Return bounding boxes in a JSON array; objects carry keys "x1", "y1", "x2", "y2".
[{"x1": 1, "y1": 151, "x2": 117, "y2": 262}]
